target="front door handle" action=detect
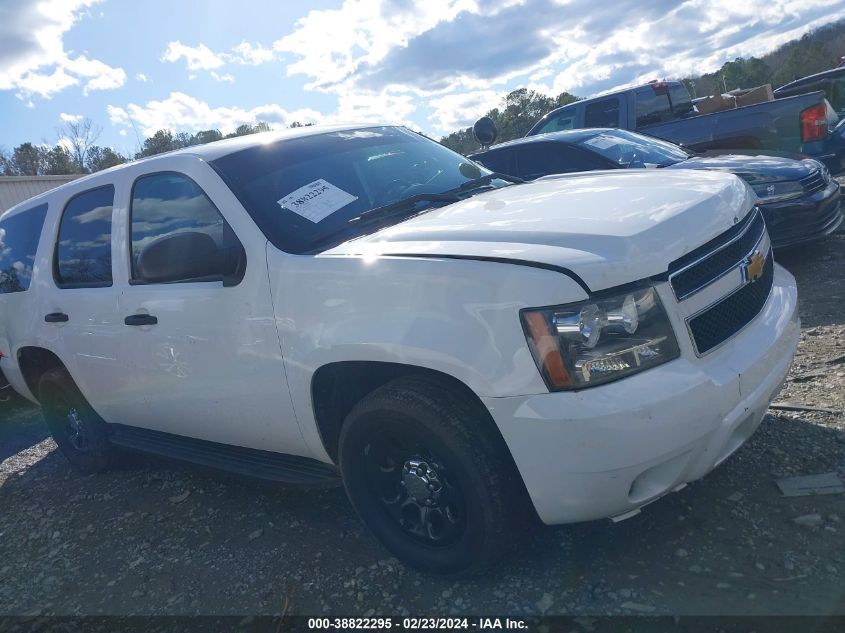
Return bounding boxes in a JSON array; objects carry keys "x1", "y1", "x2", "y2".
[
  {"x1": 45, "y1": 312, "x2": 69, "y2": 323},
  {"x1": 124, "y1": 314, "x2": 158, "y2": 326}
]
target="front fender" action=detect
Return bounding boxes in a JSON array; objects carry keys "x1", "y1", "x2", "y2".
[{"x1": 267, "y1": 246, "x2": 588, "y2": 460}]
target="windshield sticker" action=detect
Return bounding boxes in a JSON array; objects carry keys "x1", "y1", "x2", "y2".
[
  {"x1": 582, "y1": 135, "x2": 618, "y2": 150},
  {"x1": 277, "y1": 179, "x2": 358, "y2": 223}
]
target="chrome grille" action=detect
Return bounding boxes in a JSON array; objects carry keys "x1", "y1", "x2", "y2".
[
  {"x1": 669, "y1": 209, "x2": 766, "y2": 301},
  {"x1": 800, "y1": 170, "x2": 827, "y2": 195},
  {"x1": 668, "y1": 208, "x2": 773, "y2": 356}
]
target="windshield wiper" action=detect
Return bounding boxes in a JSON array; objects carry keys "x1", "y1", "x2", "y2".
[
  {"x1": 349, "y1": 192, "x2": 462, "y2": 226},
  {"x1": 311, "y1": 174, "x2": 524, "y2": 252},
  {"x1": 448, "y1": 172, "x2": 523, "y2": 193},
  {"x1": 305, "y1": 193, "x2": 460, "y2": 254}
]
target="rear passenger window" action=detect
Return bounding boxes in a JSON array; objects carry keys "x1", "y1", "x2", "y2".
[
  {"x1": 0, "y1": 203, "x2": 49, "y2": 294},
  {"x1": 472, "y1": 149, "x2": 512, "y2": 175},
  {"x1": 130, "y1": 173, "x2": 225, "y2": 283},
  {"x1": 516, "y1": 143, "x2": 606, "y2": 179},
  {"x1": 636, "y1": 91, "x2": 671, "y2": 127},
  {"x1": 54, "y1": 186, "x2": 114, "y2": 287},
  {"x1": 533, "y1": 108, "x2": 577, "y2": 135},
  {"x1": 585, "y1": 98, "x2": 620, "y2": 128}
]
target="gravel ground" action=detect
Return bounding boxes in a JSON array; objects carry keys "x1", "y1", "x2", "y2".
[{"x1": 1, "y1": 194, "x2": 844, "y2": 618}]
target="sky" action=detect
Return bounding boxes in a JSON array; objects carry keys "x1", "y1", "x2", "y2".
[{"x1": 1, "y1": 0, "x2": 844, "y2": 156}]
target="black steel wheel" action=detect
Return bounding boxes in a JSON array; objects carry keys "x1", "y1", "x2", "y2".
[
  {"x1": 39, "y1": 367, "x2": 114, "y2": 474},
  {"x1": 339, "y1": 375, "x2": 531, "y2": 576},
  {"x1": 364, "y1": 428, "x2": 467, "y2": 546}
]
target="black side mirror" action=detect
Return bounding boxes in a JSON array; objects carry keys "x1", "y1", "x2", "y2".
[
  {"x1": 473, "y1": 116, "x2": 498, "y2": 149},
  {"x1": 137, "y1": 231, "x2": 223, "y2": 284}
]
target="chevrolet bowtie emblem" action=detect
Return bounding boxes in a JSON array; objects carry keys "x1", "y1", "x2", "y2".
[{"x1": 743, "y1": 251, "x2": 766, "y2": 283}]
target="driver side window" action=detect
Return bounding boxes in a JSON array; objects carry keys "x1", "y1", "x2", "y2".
[{"x1": 129, "y1": 172, "x2": 227, "y2": 284}]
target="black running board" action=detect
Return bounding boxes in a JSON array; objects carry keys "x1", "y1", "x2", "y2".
[{"x1": 109, "y1": 423, "x2": 339, "y2": 485}]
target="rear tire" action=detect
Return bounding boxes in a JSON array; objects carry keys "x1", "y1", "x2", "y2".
[
  {"x1": 338, "y1": 375, "x2": 530, "y2": 576},
  {"x1": 38, "y1": 367, "x2": 114, "y2": 474}
]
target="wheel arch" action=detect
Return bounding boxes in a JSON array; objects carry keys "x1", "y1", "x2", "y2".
[
  {"x1": 17, "y1": 346, "x2": 67, "y2": 403},
  {"x1": 310, "y1": 361, "x2": 508, "y2": 464}
]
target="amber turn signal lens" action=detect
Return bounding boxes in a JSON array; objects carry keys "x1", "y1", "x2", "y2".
[{"x1": 522, "y1": 311, "x2": 573, "y2": 389}]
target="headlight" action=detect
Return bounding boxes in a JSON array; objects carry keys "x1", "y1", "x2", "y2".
[
  {"x1": 521, "y1": 286, "x2": 680, "y2": 390},
  {"x1": 751, "y1": 181, "x2": 803, "y2": 203}
]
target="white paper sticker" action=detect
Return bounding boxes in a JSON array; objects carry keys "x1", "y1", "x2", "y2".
[
  {"x1": 582, "y1": 135, "x2": 619, "y2": 150},
  {"x1": 277, "y1": 179, "x2": 358, "y2": 223}
]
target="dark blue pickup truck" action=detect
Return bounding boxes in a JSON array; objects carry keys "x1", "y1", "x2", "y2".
[{"x1": 527, "y1": 80, "x2": 845, "y2": 173}]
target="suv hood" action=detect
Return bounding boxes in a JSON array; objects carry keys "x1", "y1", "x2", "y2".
[
  {"x1": 324, "y1": 170, "x2": 754, "y2": 292},
  {"x1": 670, "y1": 151, "x2": 818, "y2": 183}
]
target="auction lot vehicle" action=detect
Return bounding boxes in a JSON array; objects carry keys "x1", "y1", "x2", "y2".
[
  {"x1": 527, "y1": 80, "x2": 845, "y2": 173},
  {"x1": 0, "y1": 125, "x2": 799, "y2": 575},
  {"x1": 470, "y1": 127, "x2": 843, "y2": 248}
]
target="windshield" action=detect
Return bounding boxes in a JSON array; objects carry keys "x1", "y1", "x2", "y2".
[
  {"x1": 576, "y1": 129, "x2": 690, "y2": 167},
  {"x1": 211, "y1": 126, "x2": 503, "y2": 253}
]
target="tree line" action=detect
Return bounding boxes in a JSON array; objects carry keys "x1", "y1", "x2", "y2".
[{"x1": 0, "y1": 119, "x2": 312, "y2": 177}]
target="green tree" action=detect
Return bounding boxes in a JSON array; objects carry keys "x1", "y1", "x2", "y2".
[
  {"x1": 225, "y1": 121, "x2": 272, "y2": 138},
  {"x1": 0, "y1": 148, "x2": 14, "y2": 176},
  {"x1": 86, "y1": 146, "x2": 126, "y2": 172},
  {"x1": 44, "y1": 145, "x2": 82, "y2": 175},
  {"x1": 136, "y1": 130, "x2": 180, "y2": 158},
  {"x1": 770, "y1": 37, "x2": 834, "y2": 87},
  {"x1": 556, "y1": 91, "x2": 580, "y2": 108},
  {"x1": 439, "y1": 88, "x2": 583, "y2": 153},
  {"x1": 192, "y1": 129, "x2": 223, "y2": 145},
  {"x1": 11, "y1": 143, "x2": 46, "y2": 175},
  {"x1": 439, "y1": 127, "x2": 478, "y2": 155},
  {"x1": 174, "y1": 132, "x2": 194, "y2": 149},
  {"x1": 720, "y1": 57, "x2": 772, "y2": 92}
]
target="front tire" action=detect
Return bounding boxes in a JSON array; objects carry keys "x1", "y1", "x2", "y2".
[
  {"x1": 39, "y1": 367, "x2": 114, "y2": 474},
  {"x1": 338, "y1": 376, "x2": 530, "y2": 576}
]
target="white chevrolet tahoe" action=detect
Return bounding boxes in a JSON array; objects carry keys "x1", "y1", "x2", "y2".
[{"x1": 0, "y1": 125, "x2": 799, "y2": 575}]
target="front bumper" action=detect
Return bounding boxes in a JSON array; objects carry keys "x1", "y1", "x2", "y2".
[
  {"x1": 483, "y1": 264, "x2": 799, "y2": 525},
  {"x1": 762, "y1": 180, "x2": 842, "y2": 249}
]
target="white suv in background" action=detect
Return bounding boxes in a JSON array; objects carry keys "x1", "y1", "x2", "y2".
[{"x1": 0, "y1": 125, "x2": 799, "y2": 575}]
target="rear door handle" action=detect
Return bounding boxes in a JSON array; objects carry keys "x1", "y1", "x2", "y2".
[
  {"x1": 124, "y1": 314, "x2": 158, "y2": 326},
  {"x1": 44, "y1": 312, "x2": 69, "y2": 323}
]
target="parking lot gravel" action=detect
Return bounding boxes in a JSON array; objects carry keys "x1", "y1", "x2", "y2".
[{"x1": 1, "y1": 189, "x2": 844, "y2": 618}]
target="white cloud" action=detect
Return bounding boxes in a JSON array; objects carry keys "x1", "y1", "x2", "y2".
[
  {"x1": 231, "y1": 42, "x2": 275, "y2": 65},
  {"x1": 160, "y1": 40, "x2": 278, "y2": 81},
  {"x1": 273, "y1": 0, "x2": 479, "y2": 91},
  {"x1": 428, "y1": 90, "x2": 501, "y2": 132},
  {"x1": 328, "y1": 91, "x2": 418, "y2": 127},
  {"x1": 136, "y1": 73, "x2": 150, "y2": 83},
  {"x1": 59, "y1": 113, "x2": 83, "y2": 123},
  {"x1": 64, "y1": 55, "x2": 127, "y2": 94},
  {"x1": 107, "y1": 92, "x2": 323, "y2": 136},
  {"x1": 267, "y1": 0, "x2": 845, "y2": 137},
  {"x1": 161, "y1": 42, "x2": 225, "y2": 71},
  {"x1": 210, "y1": 71, "x2": 235, "y2": 83},
  {"x1": 13, "y1": 66, "x2": 78, "y2": 99},
  {"x1": 0, "y1": 0, "x2": 126, "y2": 99}
]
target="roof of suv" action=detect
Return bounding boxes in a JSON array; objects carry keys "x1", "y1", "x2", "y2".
[{"x1": 0, "y1": 123, "x2": 388, "y2": 219}]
